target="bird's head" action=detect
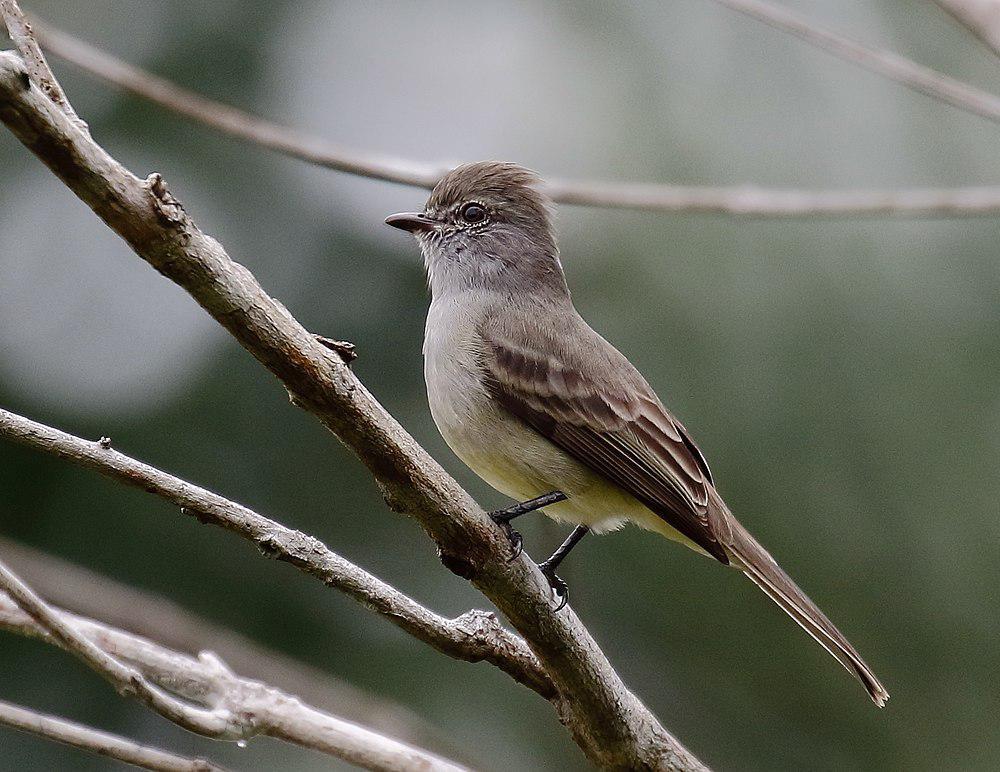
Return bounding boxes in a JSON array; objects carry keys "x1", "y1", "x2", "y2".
[{"x1": 386, "y1": 161, "x2": 567, "y2": 298}]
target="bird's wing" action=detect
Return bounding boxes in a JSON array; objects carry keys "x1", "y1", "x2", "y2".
[
  {"x1": 480, "y1": 330, "x2": 730, "y2": 563},
  {"x1": 480, "y1": 322, "x2": 890, "y2": 705}
]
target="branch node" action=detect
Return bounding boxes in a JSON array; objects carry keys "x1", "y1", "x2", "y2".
[
  {"x1": 257, "y1": 534, "x2": 281, "y2": 559},
  {"x1": 452, "y1": 609, "x2": 502, "y2": 658},
  {"x1": 145, "y1": 172, "x2": 187, "y2": 226},
  {"x1": 97, "y1": 435, "x2": 112, "y2": 449},
  {"x1": 198, "y1": 649, "x2": 235, "y2": 678},
  {"x1": 314, "y1": 335, "x2": 358, "y2": 365}
]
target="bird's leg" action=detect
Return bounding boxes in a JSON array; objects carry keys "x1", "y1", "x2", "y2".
[
  {"x1": 488, "y1": 491, "x2": 567, "y2": 561},
  {"x1": 537, "y1": 525, "x2": 590, "y2": 611}
]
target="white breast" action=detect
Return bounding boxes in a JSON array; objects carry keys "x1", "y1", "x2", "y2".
[{"x1": 422, "y1": 293, "x2": 647, "y2": 534}]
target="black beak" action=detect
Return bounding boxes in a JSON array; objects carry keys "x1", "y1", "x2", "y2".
[{"x1": 384, "y1": 212, "x2": 440, "y2": 234}]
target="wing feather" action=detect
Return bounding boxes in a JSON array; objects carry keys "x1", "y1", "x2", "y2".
[{"x1": 481, "y1": 334, "x2": 728, "y2": 563}]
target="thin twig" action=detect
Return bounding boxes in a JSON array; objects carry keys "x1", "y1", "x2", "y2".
[
  {"x1": 712, "y1": 0, "x2": 1000, "y2": 123},
  {"x1": 33, "y1": 20, "x2": 443, "y2": 186},
  {"x1": 0, "y1": 1, "x2": 83, "y2": 129},
  {"x1": 935, "y1": 0, "x2": 1000, "y2": 58},
  {"x1": 0, "y1": 556, "x2": 246, "y2": 738},
  {"x1": 0, "y1": 595, "x2": 469, "y2": 772},
  {"x1": 0, "y1": 699, "x2": 227, "y2": 772},
  {"x1": 0, "y1": 407, "x2": 553, "y2": 701},
  {"x1": 27, "y1": 20, "x2": 1000, "y2": 218},
  {"x1": 0, "y1": 536, "x2": 467, "y2": 762},
  {"x1": 0, "y1": 50, "x2": 705, "y2": 770}
]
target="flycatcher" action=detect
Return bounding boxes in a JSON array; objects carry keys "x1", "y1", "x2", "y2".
[{"x1": 386, "y1": 161, "x2": 888, "y2": 706}]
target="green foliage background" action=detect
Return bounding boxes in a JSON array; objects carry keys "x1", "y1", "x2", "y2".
[{"x1": 2, "y1": 2, "x2": 998, "y2": 769}]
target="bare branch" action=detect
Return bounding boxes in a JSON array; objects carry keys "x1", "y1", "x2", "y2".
[
  {"x1": 712, "y1": 0, "x2": 1000, "y2": 123},
  {"x1": 0, "y1": 556, "x2": 250, "y2": 738},
  {"x1": 33, "y1": 20, "x2": 443, "y2": 186},
  {"x1": 0, "y1": 50, "x2": 705, "y2": 770},
  {"x1": 0, "y1": 537, "x2": 466, "y2": 761},
  {"x1": 0, "y1": 408, "x2": 553, "y2": 701},
  {"x1": 0, "y1": 699, "x2": 227, "y2": 772},
  {"x1": 936, "y1": 0, "x2": 1000, "y2": 58},
  {"x1": 0, "y1": 595, "x2": 469, "y2": 772},
  {"x1": 28, "y1": 20, "x2": 1000, "y2": 218},
  {"x1": 0, "y1": 1, "x2": 83, "y2": 128},
  {"x1": 541, "y1": 180, "x2": 1000, "y2": 216}
]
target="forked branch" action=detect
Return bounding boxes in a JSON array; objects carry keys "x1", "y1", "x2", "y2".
[
  {"x1": 0, "y1": 590, "x2": 466, "y2": 771},
  {"x1": 0, "y1": 536, "x2": 455, "y2": 756},
  {"x1": 0, "y1": 0, "x2": 82, "y2": 127},
  {"x1": 713, "y1": 0, "x2": 1000, "y2": 123},
  {"x1": 0, "y1": 406, "x2": 552, "y2": 700}
]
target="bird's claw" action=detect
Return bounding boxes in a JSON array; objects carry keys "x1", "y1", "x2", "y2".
[
  {"x1": 538, "y1": 562, "x2": 569, "y2": 611},
  {"x1": 488, "y1": 514, "x2": 523, "y2": 562}
]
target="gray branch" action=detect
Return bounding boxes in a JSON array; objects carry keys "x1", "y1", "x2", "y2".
[
  {"x1": 26, "y1": 20, "x2": 1000, "y2": 218},
  {"x1": 0, "y1": 594, "x2": 467, "y2": 771},
  {"x1": 936, "y1": 0, "x2": 1000, "y2": 57},
  {"x1": 0, "y1": 699, "x2": 228, "y2": 772},
  {"x1": 0, "y1": 1, "x2": 83, "y2": 129},
  {"x1": 0, "y1": 536, "x2": 467, "y2": 762},
  {"x1": 0, "y1": 408, "x2": 552, "y2": 701},
  {"x1": 0, "y1": 49, "x2": 706, "y2": 770},
  {"x1": 0, "y1": 556, "x2": 245, "y2": 738},
  {"x1": 713, "y1": 0, "x2": 1000, "y2": 123}
]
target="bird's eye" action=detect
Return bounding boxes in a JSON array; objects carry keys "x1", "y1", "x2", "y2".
[{"x1": 460, "y1": 203, "x2": 487, "y2": 223}]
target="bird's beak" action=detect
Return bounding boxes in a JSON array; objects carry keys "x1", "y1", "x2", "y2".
[{"x1": 384, "y1": 212, "x2": 440, "y2": 234}]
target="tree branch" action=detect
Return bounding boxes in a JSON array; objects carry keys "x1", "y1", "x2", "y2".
[
  {"x1": 936, "y1": 0, "x2": 1000, "y2": 58},
  {"x1": 0, "y1": 408, "x2": 553, "y2": 702},
  {"x1": 27, "y1": 20, "x2": 1000, "y2": 218},
  {"x1": 0, "y1": 593, "x2": 468, "y2": 772},
  {"x1": 0, "y1": 536, "x2": 465, "y2": 762},
  {"x1": 0, "y1": 1, "x2": 82, "y2": 129},
  {"x1": 0, "y1": 699, "x2": 227, "y2": 772},
  {"x1": 0, "y1": 49, "x2": 705, "y2": 770},
  {"x1": 712, "y1": 0, "x2": 1000, "y2": 124},
  {"x1": 0, "y1": 556, "x2": 264, "y2": 739}
]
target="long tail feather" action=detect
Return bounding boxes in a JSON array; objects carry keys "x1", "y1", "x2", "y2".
[{"x1": 719, "y1": 507, "x2": 889, "y2": 706}]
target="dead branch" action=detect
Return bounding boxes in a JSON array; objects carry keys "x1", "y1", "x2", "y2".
[
  {"x1": 0, "y1": 536, "x2": 465, "y2": 761},
  {"x1": 26, "y1": 20, "x2": 1000, "y2": 218},
  {"x1": 0, "y1": 586, "x2": 467, "y2": 771},
  {"x1": 0, "y1": 408, "x2": 552, "y2": 701},
  {"x1": 0, "y1": 699, "x2": 228, "y2": 772},
  {"x1": 713, "y1": 0, "x2": 1000, "y2": 123},
  {"x1": 0, "y1": 1, "x2": 82, "y2": 128}
]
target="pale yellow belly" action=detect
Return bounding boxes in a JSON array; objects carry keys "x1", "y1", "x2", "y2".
[
  {"x1": 431, "y1": 377, "x2": 705, "y2": 552},
  {"x1": 422, "y1": 294, "x2": 706, "y2": 552}
]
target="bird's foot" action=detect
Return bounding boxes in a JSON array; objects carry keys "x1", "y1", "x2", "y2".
[
  {"x1": 487, "y1": 492, "x2": 565, "y2": 562},
  {"x1": 537, "y1": 559, "x2": 569, "y2": 611},
  {"x1": 487, "y1": 512, "x2": 523, "y2": 562},
  {"x1": 314, "y1": 335, "x2": 358, "y2": 365}
]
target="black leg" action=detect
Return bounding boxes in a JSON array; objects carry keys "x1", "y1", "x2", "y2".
[
  {"x1": 537, "y1": 525, "x2": 589, "y2": 611},
  {"x1": 488, "y1": 491, "x2": 567, "y2": 561}
]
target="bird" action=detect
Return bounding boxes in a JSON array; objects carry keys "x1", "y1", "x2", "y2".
[{"x1": 385, "y1": 161, "x2": 888, "y2": 706}]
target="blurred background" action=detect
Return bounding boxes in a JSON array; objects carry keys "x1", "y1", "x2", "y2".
[{"x1": 2, "y1": 1, "x2": 999, "y2": 769}]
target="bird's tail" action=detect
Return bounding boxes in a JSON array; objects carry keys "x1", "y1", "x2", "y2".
[{"x1": 712, "y1": 494, "x2": 889, "y2": 706}]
